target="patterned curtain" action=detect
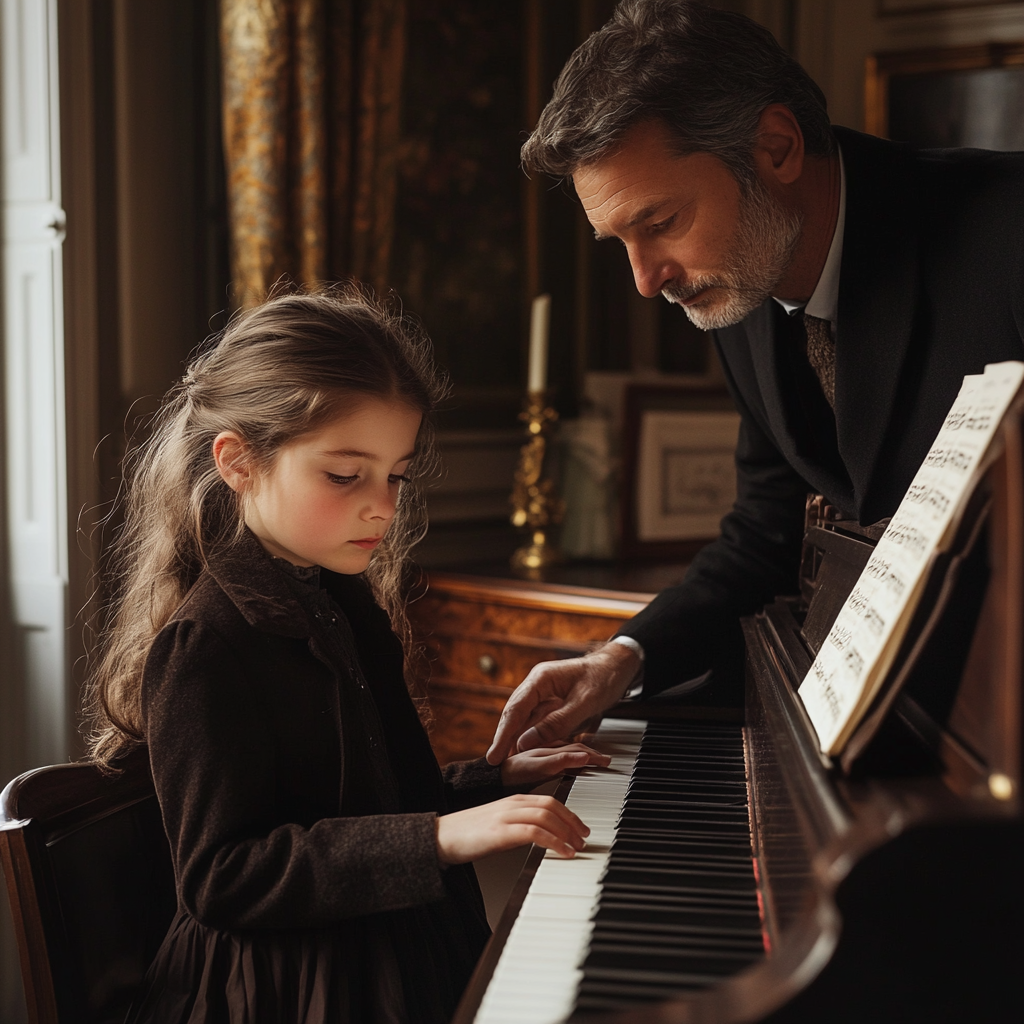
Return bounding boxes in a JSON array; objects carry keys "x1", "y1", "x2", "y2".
[{"x1": 220, "y1": 0, "x2": 407, "y2": 308}]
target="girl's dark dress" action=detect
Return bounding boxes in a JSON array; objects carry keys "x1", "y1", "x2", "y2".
[{"x1": 127, "y1": 532, "x2": 500, "y2": 1023}]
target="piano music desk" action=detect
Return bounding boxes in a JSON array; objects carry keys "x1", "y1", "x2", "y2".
[{"x1": 409, "y1": 562, "x2": 691, "y2": 765}]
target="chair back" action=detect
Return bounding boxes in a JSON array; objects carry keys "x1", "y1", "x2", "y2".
[{"x1": 0, "y1": 747, "x2": 176, "y2": 1024}]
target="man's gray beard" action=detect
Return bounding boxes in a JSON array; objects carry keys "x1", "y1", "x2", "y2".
[{"x1": 662, "y1": 177, "x2": 803, "y2": 331}]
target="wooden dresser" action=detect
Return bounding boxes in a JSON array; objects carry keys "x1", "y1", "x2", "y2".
[{"x1": 408, "y1": 563, "x2": 689, "y2": 764}]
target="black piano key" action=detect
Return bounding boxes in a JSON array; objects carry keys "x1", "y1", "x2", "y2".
[
  {"x1": 608, "y1": 856, "x2": 756, "y2": 878},
  {"x1": 593, "y1": 903, "x2": 762, "y2": 925},
  {"x1": 620, "y1": 800, "x2": 750, "y2": 816},
  {"x1": 575, "y1": 976, "x2": 714, "y2": 1010},
  {"x1": 598, "y1": 890, "x2": 762, "y2": 918},
  {"x1": 613, "y1": 828, "x2": 753, "y2": 849},
  {"x1": 594, "y1": 901, "x2": 763, "y2": 933},
  {"x1": 612, "y1": 845, "x2": 752, "y2": 859},
  {"x1": 618, "y1": 812, "x2": 750, "y2": 834},
  {"x1": 573, "y1": 720, "x2": 764, "y2": 1016},
  {"x1": 582, "y1": 959, "x2": 746, "y2": 986},
  {"x1": 587, "y1": 941, "x2": 761, "y2": 974},
  {"x1": 590, "y1": 921, "x2": 764, "y2": 949},
  {"x1": 602, "y1": 864, "x2": 757, "y2": 888},
  {"x1": 621, "y1": 790, "x2": 750, "y2": 806},
  {"x1": 599, "y1": 886, "x2": 759, "y2": 911}
]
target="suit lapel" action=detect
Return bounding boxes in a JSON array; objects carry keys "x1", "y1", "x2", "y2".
[
  {"x1": 832, "y1": 127, "x2": 920, "y2": 518},
  {"x1": 744, "y1": 298, "x2": 796, "y2": 457},
  {"x1": 740, "y1": 299, "x2": 855, "y2": 509}
]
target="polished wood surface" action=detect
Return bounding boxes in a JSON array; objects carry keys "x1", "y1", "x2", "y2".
[
  {"x1": 409, "y1": 563, "x2": 685, "y2": 764},
  {"x1": 452, "y1": 408, "x2": 1023, "y2": 1022},
  {"x1": 0, "y1": 748, "x2": 176, "y2": 1024}
]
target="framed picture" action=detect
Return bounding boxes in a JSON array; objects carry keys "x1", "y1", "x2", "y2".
[
  {"x1": 620, "y1": 385, "x2": 740, "y2": 560},
  {"x1": 865, "y1": 42, "x2": 1024, "y2": 149}
]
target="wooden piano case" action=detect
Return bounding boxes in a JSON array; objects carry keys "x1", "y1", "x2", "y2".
[
  {"x1": 583, "y1": 407, "x2": 1024, "y2": 1022},
  {"x1": 454, "y1": 406, "x2": 1023, "y2": 1024}
]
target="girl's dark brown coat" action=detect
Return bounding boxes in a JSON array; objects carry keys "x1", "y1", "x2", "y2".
[{"x1": 128, "y1": 532, "x2": 500, "y2": 1023}]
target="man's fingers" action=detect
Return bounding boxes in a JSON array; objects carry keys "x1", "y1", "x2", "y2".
[
  {"x1": 487, "y1": 689, "x2": 541, "y2": 764},
  {"x1": 487, "y1": 660, "x2": 585, "y2": 764},
  {"x1": 487, "y1": 677, "x2": 568, "y2": 763},
  {"x1": 516, "y1": 692, "x2": 602, "y2": 751}
]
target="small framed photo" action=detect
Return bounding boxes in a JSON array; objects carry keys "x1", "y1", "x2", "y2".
[{"x1": 620, "y1": 385, "x2": 740, "y2": 560}]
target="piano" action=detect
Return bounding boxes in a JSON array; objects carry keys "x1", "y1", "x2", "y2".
[{"x1": 453, "y1": 403, "x2": 1023, "y2": 1024}]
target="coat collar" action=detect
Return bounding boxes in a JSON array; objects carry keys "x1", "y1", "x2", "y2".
[
  {"x1": 204, "y1": 530, "x2": 389, "y2": 648},
  {"x1": 205, "y1": 529, "x2": 314, "y2": 639},
  {"x1": 745, "y1": 299, "x2": 856, "y2": 511},
  {"x1": 738, "y1": 128, "x2": 921, "y2": 521},
  {"x1": 831, "y1": 126, "x2": 921, "y2": 517}
]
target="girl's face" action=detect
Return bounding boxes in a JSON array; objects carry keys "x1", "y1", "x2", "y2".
[{"x1": 216, "y1": 398, "x2": 422, "y2": 574}]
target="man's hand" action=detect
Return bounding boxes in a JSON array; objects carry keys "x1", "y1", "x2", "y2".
[
  {"x1": 435, "y1": 794, "x2": 590, "y2": 865},
  {"x1": 499, "y1": 742, "x2": 611, "y2": 788},
  {"x1": 485, "y1": 642, "x2": 641, "y2": 765}
]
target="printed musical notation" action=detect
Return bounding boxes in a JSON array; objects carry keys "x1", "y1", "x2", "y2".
[{"x1": 799, "y1": 361, "x2": 1024, "y2": 756}]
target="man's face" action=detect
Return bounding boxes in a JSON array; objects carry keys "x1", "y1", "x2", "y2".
[{"x1": 574, "y1": 119, "x2": 803, "y2": 330}]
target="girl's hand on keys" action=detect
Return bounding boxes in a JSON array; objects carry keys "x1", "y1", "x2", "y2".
[
  {"x1": 435, "y1": 794, "x2": 590, "y2": 865},
  {"x1": 499, "y1": 742, "x2": 611, "y2": 788}
]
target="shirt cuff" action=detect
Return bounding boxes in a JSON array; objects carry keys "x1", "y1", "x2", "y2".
[{"x1": 609, "y1": 635, "x2": 645, "y2": 699}]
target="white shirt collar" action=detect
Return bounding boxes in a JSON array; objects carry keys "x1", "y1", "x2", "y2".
[{"x1": 773, "y1": 145, "x2": 846, "y2": 323}]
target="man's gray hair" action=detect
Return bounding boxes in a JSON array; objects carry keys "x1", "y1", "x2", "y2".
[{"x1": 522, "y1": 0, "x2": 835, "y2": 186}]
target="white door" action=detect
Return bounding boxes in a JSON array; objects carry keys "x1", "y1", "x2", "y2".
[{"x1": 2, "y1": 0, "x2": 69, "y2": 771}]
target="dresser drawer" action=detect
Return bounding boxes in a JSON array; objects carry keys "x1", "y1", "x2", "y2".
[
  {"x1": 409, "y1": 572, "x2": 653, "y2": 764},
  {"x1": 423, "y1": 634, "x2": 591, "y2": 691},
  {"x1": 419, "y1": 592, "x2": 633, "y2": 647}
]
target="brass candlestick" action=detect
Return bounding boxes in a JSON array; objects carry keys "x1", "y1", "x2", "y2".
[{"x1": 510, "y1": 390, "x2": 565, "y2": 570}]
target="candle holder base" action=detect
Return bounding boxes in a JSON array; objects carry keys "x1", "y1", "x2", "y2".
[
  {"x1": 510, "y1": 530, "x2": 564, "y2": 572},
  {"x1": 509, "y1": 390, "x2": 564, "y2": 572}
]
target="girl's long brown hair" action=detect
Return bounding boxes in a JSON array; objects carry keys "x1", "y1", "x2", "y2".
[{"x1": 85, "y1": 285, "x2": 448, "y2": 764}]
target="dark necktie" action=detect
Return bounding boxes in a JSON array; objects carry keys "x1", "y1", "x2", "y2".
[{"x1": 803, "y1": 312, "x2": 835, "y2": 409}]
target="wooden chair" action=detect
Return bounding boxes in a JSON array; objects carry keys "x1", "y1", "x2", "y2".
[{"x1": 0, "y1": 747, "x2": 176, "y2": 1024}]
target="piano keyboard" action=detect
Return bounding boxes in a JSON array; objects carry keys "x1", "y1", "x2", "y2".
[{"x1": 472, "y1": 718, "x2": 764, "y2": 1023}]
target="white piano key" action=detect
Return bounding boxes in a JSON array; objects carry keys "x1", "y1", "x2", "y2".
[{"x1": 473, "y1": 719, "x2": 647, "y2": 1024}]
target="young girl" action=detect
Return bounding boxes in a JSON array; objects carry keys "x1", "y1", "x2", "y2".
[{"x1": 86, "y1": 288, "x2": 608, "y2": 1024}]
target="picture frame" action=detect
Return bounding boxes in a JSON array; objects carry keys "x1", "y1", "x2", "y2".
[
  {"x1": 865, "y1": 41, "x2": 1024, "y2": 148},
  {"x1": 620, "y1": 385, "x2": 740, "y2": 560}
]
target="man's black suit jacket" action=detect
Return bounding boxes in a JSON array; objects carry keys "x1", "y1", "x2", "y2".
[{"x1": 617, "y1": 126, "x2": 1024, "y2": 695}]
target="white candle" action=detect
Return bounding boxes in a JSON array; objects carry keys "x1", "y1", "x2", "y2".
[{"x1": 528, "y1": 293, "x2": 551, "y2": 393}]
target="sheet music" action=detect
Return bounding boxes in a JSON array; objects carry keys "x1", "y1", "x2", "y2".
[{"x1": 800, "y1": 361, "x2": 1024, "y2": 755}]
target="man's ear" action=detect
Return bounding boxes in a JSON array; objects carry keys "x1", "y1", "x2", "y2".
[
  {"x1": 212, "y1": 431, "x2": 254, "y2": 493},
  {"x1": 753, "y1": 103, "x2": 805, "y2": 186}
]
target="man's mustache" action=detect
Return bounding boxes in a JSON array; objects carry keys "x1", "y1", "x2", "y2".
[
  {"x1": 662, "y1": 278, "x2": 721, "y2": 304},
  {"x1": 661, "y1": 277, "x2": 768, "y2": 304}
]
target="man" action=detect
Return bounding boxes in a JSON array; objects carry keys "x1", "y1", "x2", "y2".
[{"x1": 487, "y1": 0, "x2": 1024, "y2": 764}]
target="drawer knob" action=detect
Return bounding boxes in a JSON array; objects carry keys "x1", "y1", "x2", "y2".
[{"x1": 478, "y1": 654, "x2": 497, "y2": 676}]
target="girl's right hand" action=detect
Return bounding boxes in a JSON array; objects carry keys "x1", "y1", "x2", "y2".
[{"x1": 435, "y1": 794, "x2": 590, "y2": 865}]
